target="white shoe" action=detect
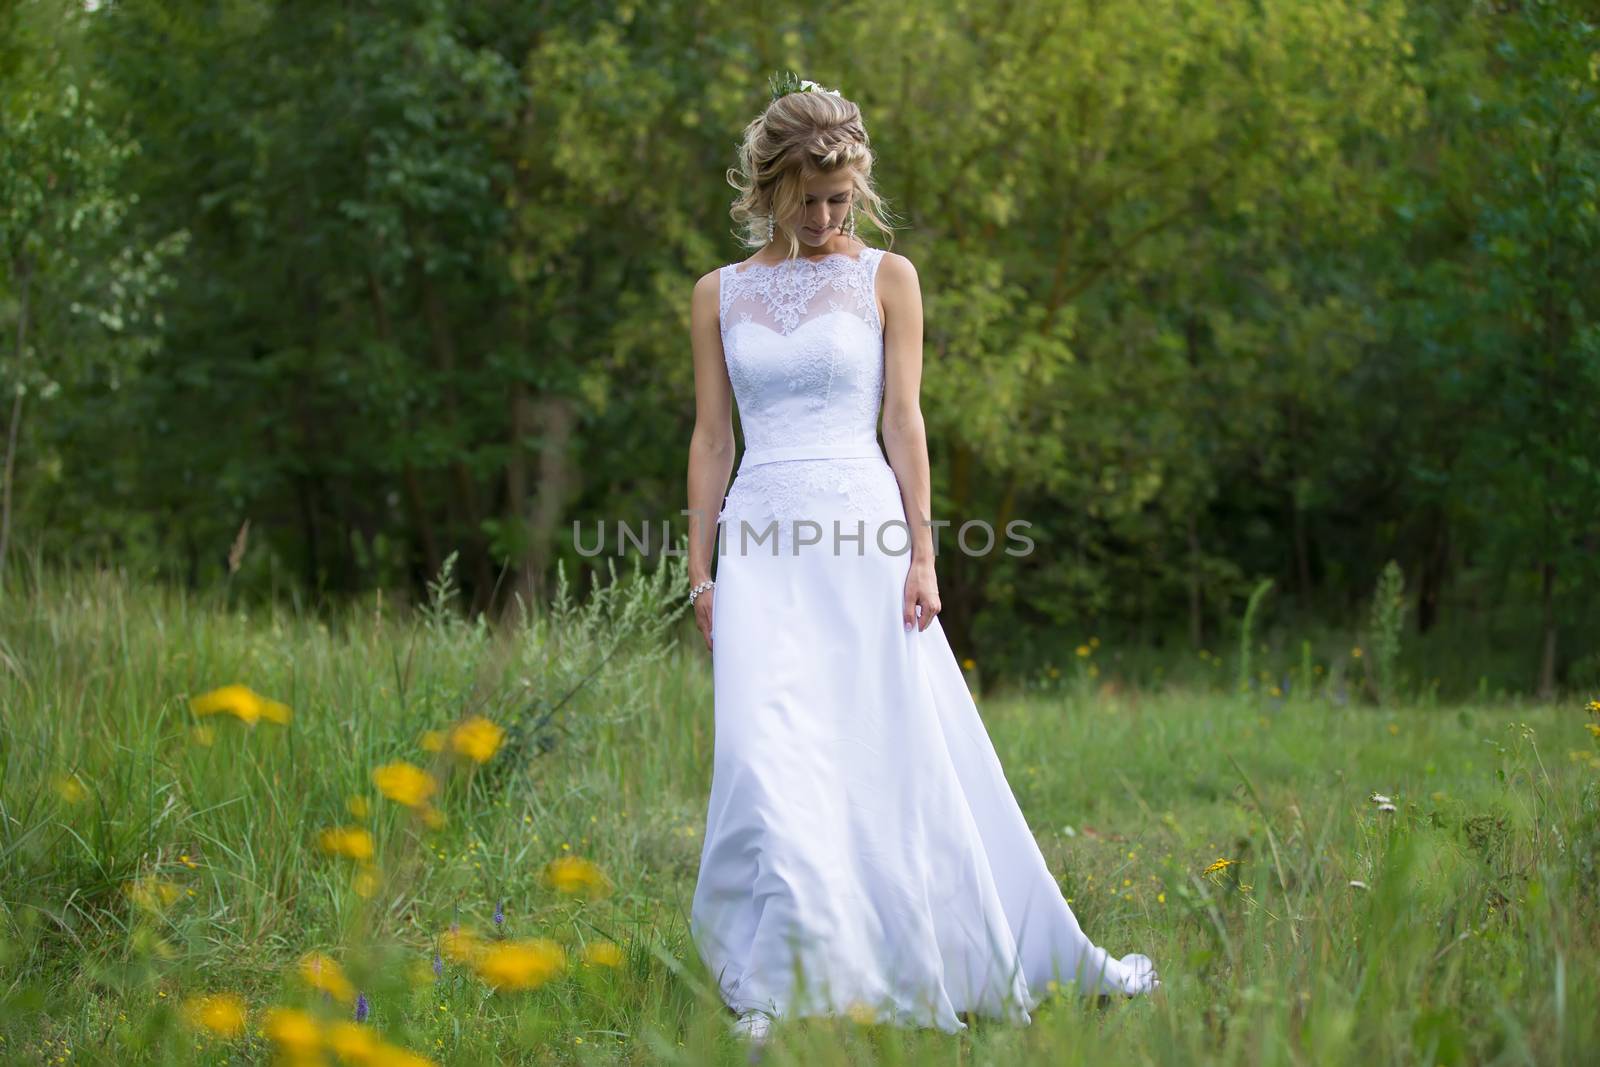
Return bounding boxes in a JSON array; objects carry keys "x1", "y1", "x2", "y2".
[{"x1": 730, "y1": 1009, "x2": 774, "y2": 1044}]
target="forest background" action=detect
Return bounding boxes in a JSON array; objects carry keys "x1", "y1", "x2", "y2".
[{"x1": 4, "y1": 0, "x2": 1598, "y2": 698}]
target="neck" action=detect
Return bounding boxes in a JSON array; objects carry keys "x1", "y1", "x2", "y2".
[{"x1": 788, "y1": 228, "x2": 854, "y2": 254}]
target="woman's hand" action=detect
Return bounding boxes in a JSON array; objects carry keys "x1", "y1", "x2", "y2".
[
  {"x1": 694, "y1": 588, "x2": 715, "y2": 653},
  {"x1": 902, "y1": 557, "x2": 941, "y2": 632}
]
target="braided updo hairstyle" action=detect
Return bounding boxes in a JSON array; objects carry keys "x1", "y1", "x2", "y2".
[{"x1": 726, "y1": 80, "x2": 898, "y2": 257}]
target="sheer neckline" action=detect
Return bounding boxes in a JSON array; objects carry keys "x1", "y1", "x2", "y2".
[{"x1": 732, "y1": 246, "x2": 875, "y2": 275}]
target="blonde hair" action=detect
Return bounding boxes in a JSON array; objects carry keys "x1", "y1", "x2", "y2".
[{"x1": 726, "y1": 84, "x2": 898, "y2": 256}]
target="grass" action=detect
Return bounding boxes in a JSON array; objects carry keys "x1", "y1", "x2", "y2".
[{"x1": 1, "y1": 557, "x2": 1596, "y2": 1065}]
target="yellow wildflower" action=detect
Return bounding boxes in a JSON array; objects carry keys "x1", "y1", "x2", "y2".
[
  {"x1": 262, "y1": 1007, "x2": 322, "y2": 1058},
  {"x1": 372, "y1": 762, "x2": 437, "y2": 808},
  {"x1": 126, "y1": 876, "x2": 183, "y2": 914},
  {"x1": 542, "y1": 856, "x2": 611, "y2": 898},
  {"x1": 367, "y1": 1044, "x2": 438, "y2": 1067},
  {"x1": 1351, "y1": 647, "x2": 1363, "y2": 659},
  {"x1": 53, "y1": 774, "x2": 88, "y2": 805},
  {"x1": 1202, "y1": 858, "x2": 1238, "y2": 877},
  {"x1": 325, "y1": 1021, "x2": 378, "y2": 1061},
  {"x1": 346, "y1": 795, "x2": 371, "y2": 819},
  {"x1": 188, "y1": 684, "x2": 292, "y2": 726},
  {"x1": 440, "y1": 926, "x2": 483, "y2": 964},
  {"x1": 1587, "y1": 699, "x2": 1600, "y2": 716},
  {"x1": 450, "y1": 716, "x2": 505, "y2": 763},
  {"x1": 368, "y1": 1044, "x2": 438, "y2": 1067},
  {"x1": 1075, "y1": 644, "x2": 1091, "y2": 657},
  {"x1": 474, "y1": 938, "x2": 566, "y2": 991},
  {"x1": 960, "y1": 657, "x2": 975, "y2": 671},
  {"x1": 845, "y1": 999, "x2": 877, "y2": 1024},
  {"x1": 580, "y1": 940, "x2": 624, "y2": 968},
  {"x1": 298, "y1": 951, "x2": 356, "y2": 1005},
  {"x1": 419, "y1": 730, "x2": 446, "y2": 753},
  {"x1": 181, "y1": 992, "x2": 247, "y2": 1038},
  {"x1": 319, "y1": 827, "x2": 375, "y2": 862},
  {"x1": 353, "y1": 867, "x2": 379, "y2": 899}
]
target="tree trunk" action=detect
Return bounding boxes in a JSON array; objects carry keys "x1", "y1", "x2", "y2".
[
  {"x1": 1291, "y1": 485, "x2": 1313, "y2": 611},
  {"x1": 419, "y1": 267, "x2": 494, "y2": 614},
  {"x1": 0, "y1": 252, "x2": 32, "y2": 587},
  {"x1": 1538, "y1": 559, "x2": 1557, "y2": 699},
  {"x1": 503, "y1": 378, "x2": 531, "y2": 621},
  {"x1": 400, "y1": 462, "x2": 439, "y2": 586},
  {"x1": 368, "y1": 269, "x2": 442, "y2": 586},
  {"x1": 1187, "y1": 515, "x2": 1204, "y2": 648},
  {"x1": 515, "y1": 392, "x2": 578, "y2": 611},
  {"x1": 1417, "y1": 511, "x2": 1449, "y2": 634}
]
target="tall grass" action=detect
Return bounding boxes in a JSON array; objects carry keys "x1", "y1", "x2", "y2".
[{"x1": 1, "y1": 557, "x2": 1596, "y2": 1064}]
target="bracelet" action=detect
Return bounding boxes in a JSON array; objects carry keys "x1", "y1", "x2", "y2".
[{"x1": 688, "y1": 579, "x2": 714, "y2": 606}]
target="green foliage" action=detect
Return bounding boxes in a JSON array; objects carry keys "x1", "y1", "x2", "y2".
[
  {"x1": 1, "y1": 0, "x2": 1597, "y2": 697},
  {"x1": 1367, "y1": 560, "x2": 1408, "y2": 705},
  {"x1": 1236, "y1": 578, "x2": 1275, "y2": 697}
]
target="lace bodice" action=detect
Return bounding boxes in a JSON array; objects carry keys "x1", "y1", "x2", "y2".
[
  {"x1": 716, "y1": 246, "x2": 904, "y2": 546},
  {"x1": 718, "y1": 246, "x2": 888, "y2": 455}
]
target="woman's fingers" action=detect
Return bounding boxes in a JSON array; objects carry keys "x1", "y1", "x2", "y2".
[{"x1": 904, "y1": 583, "x2": 942, "y2": 632}]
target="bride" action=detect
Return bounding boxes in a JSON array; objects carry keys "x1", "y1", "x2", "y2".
[{"x1": 683, "y1": 74, "x2": 1160, "y2": 1045}]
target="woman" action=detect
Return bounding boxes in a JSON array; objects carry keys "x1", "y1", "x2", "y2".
[{"x1": 683, "y1": 74, "x2": 1159, "y2": 1044}]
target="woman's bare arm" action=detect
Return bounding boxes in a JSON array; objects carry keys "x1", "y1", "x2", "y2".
[
  {"x1": 688, "y1": 268, "x2": 736, "y2": 648},
  {"x1": 878, "y1": 252, "x2": 942, "y2": 631}
]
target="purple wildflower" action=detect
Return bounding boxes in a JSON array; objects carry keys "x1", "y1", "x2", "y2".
[
  {"x1": 354, "y1": 991, "x2": 369, "y2": 1023},
  {"x1": 433, "y1": 949, "x2": 444, "y2": 978},
  {"x1": 493, "y1": 899, "x2": 505, "y2": 928}
]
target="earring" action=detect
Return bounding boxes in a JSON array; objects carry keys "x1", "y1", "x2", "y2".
[
  {"x1": 845, "y1": 211, "x2": 856, "y2": 238},
  {"x1": 767, "y1": 214, "x2": 775, "y2": 241}
]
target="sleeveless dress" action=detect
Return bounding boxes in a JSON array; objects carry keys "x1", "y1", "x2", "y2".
[{"x1": 689, "y1": 244, "x2": 1159, "y2": 1033}]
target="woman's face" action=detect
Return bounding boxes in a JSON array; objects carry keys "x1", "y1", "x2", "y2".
[{"x1": 789, "y1": 173, "x2": 855, "y2": 245}]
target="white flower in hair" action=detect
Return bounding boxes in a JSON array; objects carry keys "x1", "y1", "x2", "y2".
[{"x1": 799, "y1": 79, "x2": 842, "y2": 97}]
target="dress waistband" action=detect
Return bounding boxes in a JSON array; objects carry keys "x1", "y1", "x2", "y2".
[{"x1": 738, "y1": 440, "x2": 885, "y2": 473}]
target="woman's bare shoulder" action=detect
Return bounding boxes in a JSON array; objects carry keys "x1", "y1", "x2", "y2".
[
  {"x1": 875, "y1": 250, "x2": 920, "y2": 303},
  {"x1": 876, "y1": 248, "x2": 918, "y2": 280},
  {"x1": 692, "y1": 263, "x2": 726, "y2": 306}
]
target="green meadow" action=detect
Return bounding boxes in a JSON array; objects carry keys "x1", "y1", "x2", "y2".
[{"x1": 1, "y1": 557, "x2": 1595, "y2": 1066}]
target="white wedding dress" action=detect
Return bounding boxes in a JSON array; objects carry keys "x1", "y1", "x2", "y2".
[{"x1": 690, "y1": 243, "x2": 1159, "y2": 1033}]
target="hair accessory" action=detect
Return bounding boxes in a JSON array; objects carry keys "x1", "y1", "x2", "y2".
[{"x1": 768, "y1": 70, "x2": 842, "y2": 102}]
